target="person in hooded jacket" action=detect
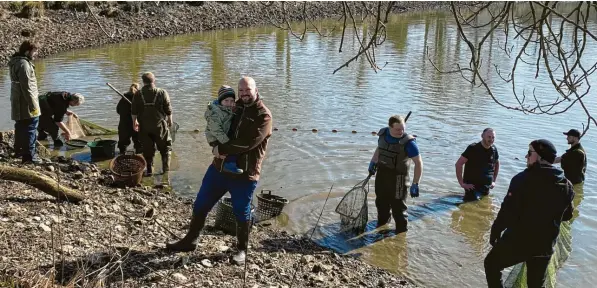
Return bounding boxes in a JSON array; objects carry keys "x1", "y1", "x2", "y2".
[
  {"x1": 484, "y1": 139, "x2": 575, "y2": 288},
  {"x1": 165, "y1": 77, "x2": 272, "y2": 266},
  {"x1": 116, "y1": 83, "x2": 142, "y2": 154},
  {"x1": 9, "y1": 40, "x2": 41, "y2": 164},
  {"x1": 203, "y1": 85, "x2": 243, "y2": 174}
]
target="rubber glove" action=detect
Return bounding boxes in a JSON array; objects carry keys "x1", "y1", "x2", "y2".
[
  {"x1": 410, "y1": 183, "x2": 419, "y2": 198},
  {"x1": 368, "y1": 161, "x2": 377, "y2": 175}
]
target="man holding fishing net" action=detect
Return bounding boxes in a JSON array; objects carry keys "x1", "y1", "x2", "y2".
[{"x1": 368, "y1": 114, "x2": 423, "y2": 233}]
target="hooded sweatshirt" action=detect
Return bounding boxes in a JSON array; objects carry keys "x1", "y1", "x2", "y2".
[{"x1": 491, "y1": 163, "x2": 575, "y2": 255}]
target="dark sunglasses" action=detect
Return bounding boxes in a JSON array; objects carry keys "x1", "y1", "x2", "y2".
[{"x1": 527, "y1": 150, "x2": 536, "y2": 157}]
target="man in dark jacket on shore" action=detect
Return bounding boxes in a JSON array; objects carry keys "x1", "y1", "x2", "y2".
[
  {"x1": 484, "y1": 139, "x2": 575, "y2": 288},
  {"x1": 37, "y1": 91, "x2": 85, "y2": 146},
  {"x1": 166, "y1": 76, "x2": 273, "y2": 266},
  {"x1": 9, "y1": 41, "x2": 41, "y2": 164}
]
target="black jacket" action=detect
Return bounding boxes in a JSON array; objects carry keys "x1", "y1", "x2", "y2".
[
  {"x1": 117, "y1": 92, "x2": 135, "y2": 125},
  {"x1": 491, "y1": 163, "x2": 575, "y2": 256},
  {"x1": 40, "y1": 91, "x2": 70, "y2": 123},
  {"x1": 561, "y1": 143, "x2": 587, "y2": 185}
]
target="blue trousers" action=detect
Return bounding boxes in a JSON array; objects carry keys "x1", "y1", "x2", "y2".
[
  {"x1": 193, "y1": 164, "x2": 257, "y2": 221},
  {"x1": 14, "y1": 117, "x2": 39, "y2": 160}
]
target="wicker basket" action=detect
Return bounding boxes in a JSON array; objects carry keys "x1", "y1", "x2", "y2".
[
  {"x1": 109, "y1": 152, "x2": 146, "y2": 187},
  {"x1": 214, "y1": 197, "x2": 255, "y2": 236},
  {"x1": 256, "y1": 190, "x2": 288, "y2": 222}
]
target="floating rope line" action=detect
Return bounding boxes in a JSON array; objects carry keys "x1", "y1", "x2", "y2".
[
  {"x1": 189, "y1": 128, "x2": 381, "y2": 135},
  {"x1": 186, "y1": 128, "x2": 418, "y2": 138}
]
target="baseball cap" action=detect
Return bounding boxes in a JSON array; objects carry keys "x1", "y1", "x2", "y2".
[{"x1": 563, "y1": 129, "x2": 581, "y2": 138}]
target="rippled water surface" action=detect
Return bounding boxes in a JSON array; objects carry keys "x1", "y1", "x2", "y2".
[{"x1": 1, "y1": 9, "x2": 595, "y2": 288}]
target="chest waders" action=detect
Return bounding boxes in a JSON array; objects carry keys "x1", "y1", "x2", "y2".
[
  {"x1": 375, "y1": 128, "x2": 414, "y2": 232},
  {"x1": 138, "y1": 88, "x2": 172, "y2": 177}
]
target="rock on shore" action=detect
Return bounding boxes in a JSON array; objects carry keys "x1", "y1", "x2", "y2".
[{"x1": 0, "y1": 134, "x2": 415, "y2": 287}]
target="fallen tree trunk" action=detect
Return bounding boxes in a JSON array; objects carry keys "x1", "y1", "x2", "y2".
[{"x1": 0, "y1": 165, "x2": 85, "y2": 203}]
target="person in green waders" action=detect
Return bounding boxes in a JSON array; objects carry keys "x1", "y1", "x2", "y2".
[
  {"x1": 131, "y1": 72, "x2": 173, "y2": 179},
  {"x1": 484, "y1": 139, "x2": 575, "y2": 288},
  {"x1": 368, "y1": 115, "x2": 424, "y2": 233}
]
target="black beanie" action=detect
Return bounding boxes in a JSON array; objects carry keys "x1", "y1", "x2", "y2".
[{"x1": 530, "y1": 139, "x2": 557, "y2": 164}]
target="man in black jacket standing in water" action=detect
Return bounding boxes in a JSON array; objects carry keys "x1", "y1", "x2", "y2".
[{"x1": 484, "y1": 139, "x2": 575, "y2": 288}]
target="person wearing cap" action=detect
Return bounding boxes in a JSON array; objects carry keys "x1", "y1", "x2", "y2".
[
  {"x1": 368, "y1": 114, "x2": 423, "y2": 233},
  {"x1": 555, "y1": 129, "x2": 587, "y2": 185},
  {"x1": 455, "y1": 128, "x2": 500, "y2": 201},
  {"x1": 203, "y1": 85, "x2": 243, "y2": 174},
  {"x1": 37, "y1": 91, "x2": 85, "y2": 147},
  {"x1": 132, "y1": 72, "x2": 173, "y2": 176},
  {"x1": 484, "y1": 139, "x2": 575, "y2": 288}
]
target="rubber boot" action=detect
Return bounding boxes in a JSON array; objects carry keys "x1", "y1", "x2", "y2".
[
  {"x1": 22, "y1": 154, "x2": 42, "y2": 164},
  {"x1": 394, "y1": 216, "x2": 408, "y2": 234},
  {"x1": 144, "y1": 154, "x2": 154, "y2": 177},
  {"x1": 161, "y1": 151, "x2": 171, "y2": 174},
  {"x1": 376, "y1": 212, "x2": 392, "y2": 228},
  {"x1": 166, "y1": 214, "x2": 206, "y2": 252},
  {"x1": 223, "y1": 161, "x2": 244, "y2": 175},
  {"x1": 53, "y1": 138, "x2": 64, "y2": 147},
  {"x1": 233, "y1": 220, "x2": 251, "y2": 265}
]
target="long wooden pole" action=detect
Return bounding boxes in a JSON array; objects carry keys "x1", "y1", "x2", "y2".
[{"x1": 106, "y1": 83, "x2": 132, "y2": 104}]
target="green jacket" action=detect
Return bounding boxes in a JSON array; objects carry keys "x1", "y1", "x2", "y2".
[
  {"x1": 9, "y1": 54, "x2": 40, "y2": 121},
  {"x1": 204, "y1": 100, "x2": 234, "y2": 145}
]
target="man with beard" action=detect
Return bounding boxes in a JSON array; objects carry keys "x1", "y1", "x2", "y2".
[
  {"x1": 165, "y1": 77, "x2": 272, "y2": 266},
  {"x1": 455, "y1": 128, "x2": 500, "y2": 201},
  {"x1": 554, "y1": 129, "x2": 587, "y2": 186},
  {"x1": 484, "y1": 139, "x2": 575, "y2": 288}
]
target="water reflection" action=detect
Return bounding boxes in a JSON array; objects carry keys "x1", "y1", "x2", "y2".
[{"x1": 450, "y1": 195, "x2": 495, "y2": 256}]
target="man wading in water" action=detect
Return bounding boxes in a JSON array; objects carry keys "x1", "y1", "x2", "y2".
[
  {"x1": 455, "y1": 128, "x2": 500, "y2": 202},
  {"x1": 166, "y1": 77, "x2": 272, "y2": 265},
  {"x1": 131, "y1": 72, "x2": 173, "y2": 178},
  {"x1": 368, "y1": 115, "x2": 423, "y2": 233}
]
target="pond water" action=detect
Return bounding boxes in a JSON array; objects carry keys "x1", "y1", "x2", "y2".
[{"x1": 1, "y1": 8, "x2": 595, "y2": 288}]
